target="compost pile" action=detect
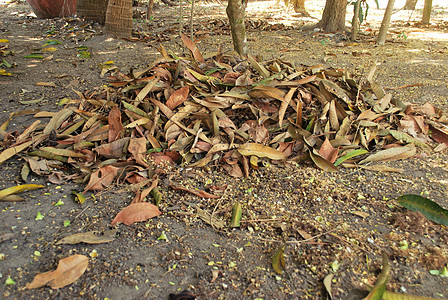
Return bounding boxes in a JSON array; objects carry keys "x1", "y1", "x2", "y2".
[{"x1": 1, "y1": 34, "x2": 448, "y2": 209}]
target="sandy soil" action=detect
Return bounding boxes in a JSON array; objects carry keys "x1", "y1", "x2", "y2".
[{"x1": 1, "y1": 0, "x2": 448, "y2": 299}]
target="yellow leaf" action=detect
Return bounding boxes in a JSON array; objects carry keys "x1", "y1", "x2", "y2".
[
  {"x1": 0, "y1": 39, "x2": 9, "y2": 43},
  {"x1": 272, "y1": 246, "x2": 286, "y2": 274},
  {"x1": 238, "y1": 143, "x2": 286, "y2": 160},
  {"x1": 0, "y1": 140, "x2": 33, "y2": 165},
  {"x1": 42, "y1": 47, "x2": 57, "y2": 52},
  {"x1": 0, "y1": 69, "x2": 12, "y2": 76},
  {"x1": 0, "y1": 184, "x2": 45, "y2": 201}
]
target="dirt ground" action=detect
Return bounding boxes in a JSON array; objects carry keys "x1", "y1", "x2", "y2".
[{"x1": 1, "y1": 0, "x2": 448, "y2": 299}]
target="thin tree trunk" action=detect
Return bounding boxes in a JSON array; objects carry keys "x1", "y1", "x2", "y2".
[
  {"x1": 226, "y1": 0, "x2": 248, "y2": 56},
  {"x1": 147, "y1": 0, "x2": 154, "y2": 19},
  {"x1": 351, "y1": 0, "x2": 360, "y2": 40},
  {"x1": 377, "y1": 0, "x2": 395, "y2": 45},
  {"x1": 292, "y1": 0, "x2": 310, "y2": 17},
  {"x1": 403, "y1": 0, "x2": 418, "y2": 10},
  {"x1": 422, "y1": 0, "x2": 432, "y2": 24},
  {"x1": 105, "y1": 0, "x2": 133, "y2": 38},
  {"x1": 315, "y1": 0, "x2": 347, "y2": 32}
]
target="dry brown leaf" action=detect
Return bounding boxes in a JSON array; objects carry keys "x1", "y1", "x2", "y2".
[
  {"x1": 56, "y1": 229, "x2": 118, "y2": 245},
  {"x1": 279, "y1": 88, "x2": 296, "y2": 127},
  {"x1": 95, "y1": 137, "x2": 130, "y2": 158},
  {"x1": 84, "y1": 165, "x2": 119, "y2": 191},
  {"x1": 180, "y1": 33, "x2": 205, "y2": 63},
  {"x1": 111, "y1": 202, "x2": 161, "y2": 226},
  {"x1": 318, "y1": 138, "x2": 339, "y2": 163},
  {"x1": 131, "y1": 177, "x2": 159, "y2": 204},
  {"x1": 26, "y1": 255, "x2": 88, "y2": 289},
  {"x1": 149, "y1": 152, "x2": 175, "y2": 165},
  {"x1": 108, "y1": 106, "x2": 123, "y2": 142},
  {"x1": 310, "y1": 150, "x2": 338, "y2": 172},
  {"x1": 359, "y1": 144, "x2": 416, "y2": 164},
  {"x1": 249, "y1": 85, "x2": 285, "y2": 101},
  {"x1": 166, "y1": 86, "x2": 189, "y2": 110},
  {"x1": 222, "y1": 163, "x2": 244, "y2": 178},
  {"x1": 128, "y1": 137, "x2": 148, "y2": 167}
]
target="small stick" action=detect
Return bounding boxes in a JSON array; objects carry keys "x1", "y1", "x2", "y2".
[
  {"x1": 240, "y1": 218, "x2": 285, "y2": 223},
  {"x1": 384, "y1": 83, "x2": 423, "y2": 90},
  {"x1": 179, "y1": 0, "x2": 183, "y2": 35},
  {"x1": 190, "y1": 0, "x2": 195, "y2": 41}
]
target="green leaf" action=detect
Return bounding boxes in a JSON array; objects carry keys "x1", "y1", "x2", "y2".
[
  {"x1": 77, "y1": 51, "x2": 91, "y2": 59},
  {"x1": 334, "y1": 149, "x2": 368, "y2": 166},
  {"x1": 150, "y1": 188, "x2": 162, "y2": 206},
  {"x1": 397, "y1": 194, "x2": 448, "y2": 226},
  {"x1": 72, "y1": 191, "x2": 86, "y2": 204},
  {"x1": 63, "y1": 220, "x2": 71, "y2": 227},
  {"x1": 35, "y1": 212, "x2": 44, "y2": 221},
  {"x1": 230, "y1": 202, "x2": 242, "y2": 228},
  {"x1": 24, "y1": 54, "x2": 44, "y2": 59},
  {"x1": 157, "y1": 231, "x2": 167, "y2": 241},
  {"x1": 5, "y1": 276, "x2": 16, "y2": 285},
  {"x1": 54, "y1": 199, "x2": 64, "y2": 206},
  {"x1": 385, "y1": 129, "x2": 428, "y2": 148},
  {"x1": 381, "y1": 289, "x2": 440, "y2": 299},
  {"x1": 44, "y1": 40, "x2": 61, "y2": 46},
  {"x1": 363, "y1": 252, "x2": 390, "y2": 300}
]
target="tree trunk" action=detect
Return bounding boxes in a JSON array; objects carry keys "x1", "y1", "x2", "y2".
[
  {"x1": 403, "y1": 0, "x2": 418, "y2": 10},
  {"x1": 105, "y1": 0, "x2": 133, "y2": 38},
  {"x1": 226, "y1": 0, "x2": 248, "y2": 56},
  {"x1": 292, "y1": 0, "x2": 310, "y2": 17},
  {"x1": 77, "y1": 0, "x2": 109, "y2": 25},
  {"x1": 147, "y1": 0, "x2": 154, "y2": 19},
  {"x1": 315, "y1": 0, "x2": 347, "y2": 32},
  {"x1": 377, "y1": 0, "x2": 395, "y2": 45},
  {"x1": 351, "y1": 0, "x2": 360, "y2": 40},
  {"x1": 422, "y1": 0, "x2": 432, "y2": 24}
]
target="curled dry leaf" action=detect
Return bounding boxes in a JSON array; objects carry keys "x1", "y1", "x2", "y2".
[
  {"x1": 318, "y1": 138, "x2": 339, "y2": 163},
  {"x1": 128, "y1": 137, "x2": 148, "y2": 167},
  {"x1": 111, "y1": 202, "x2": 161, "y2": 226},
  {"x1": 310, "y1": 150, "x2": 338, "y2": 172},
  {"x1": 108, "y1": 106, "x2": 123, "y2": 142},
  {"x1": 359, "y1": 144, "x2": 416, "y2": 164},
  {"x1": 84, "y1": 165, "x2": 119, "y2": 191},
  {"x1": 180, "y1": 33, "x2": 205, "y2": 63},
  {"x1": 56, "y1": 229, "x2": 118, "y2": 245},
  {"x1": 238, "y1": 143, "x2": 286, "y2": 160},
  {"x1": 26, "y1": 255, "x2": 88, "y2": 289},
  {"x1": 166, "y1": 86, "x2": 189, "y2": 110}
]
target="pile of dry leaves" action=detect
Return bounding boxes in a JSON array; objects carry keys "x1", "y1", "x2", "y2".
[{"x1": 1, "y1": 34, "x2": 448, "y2": 222}]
